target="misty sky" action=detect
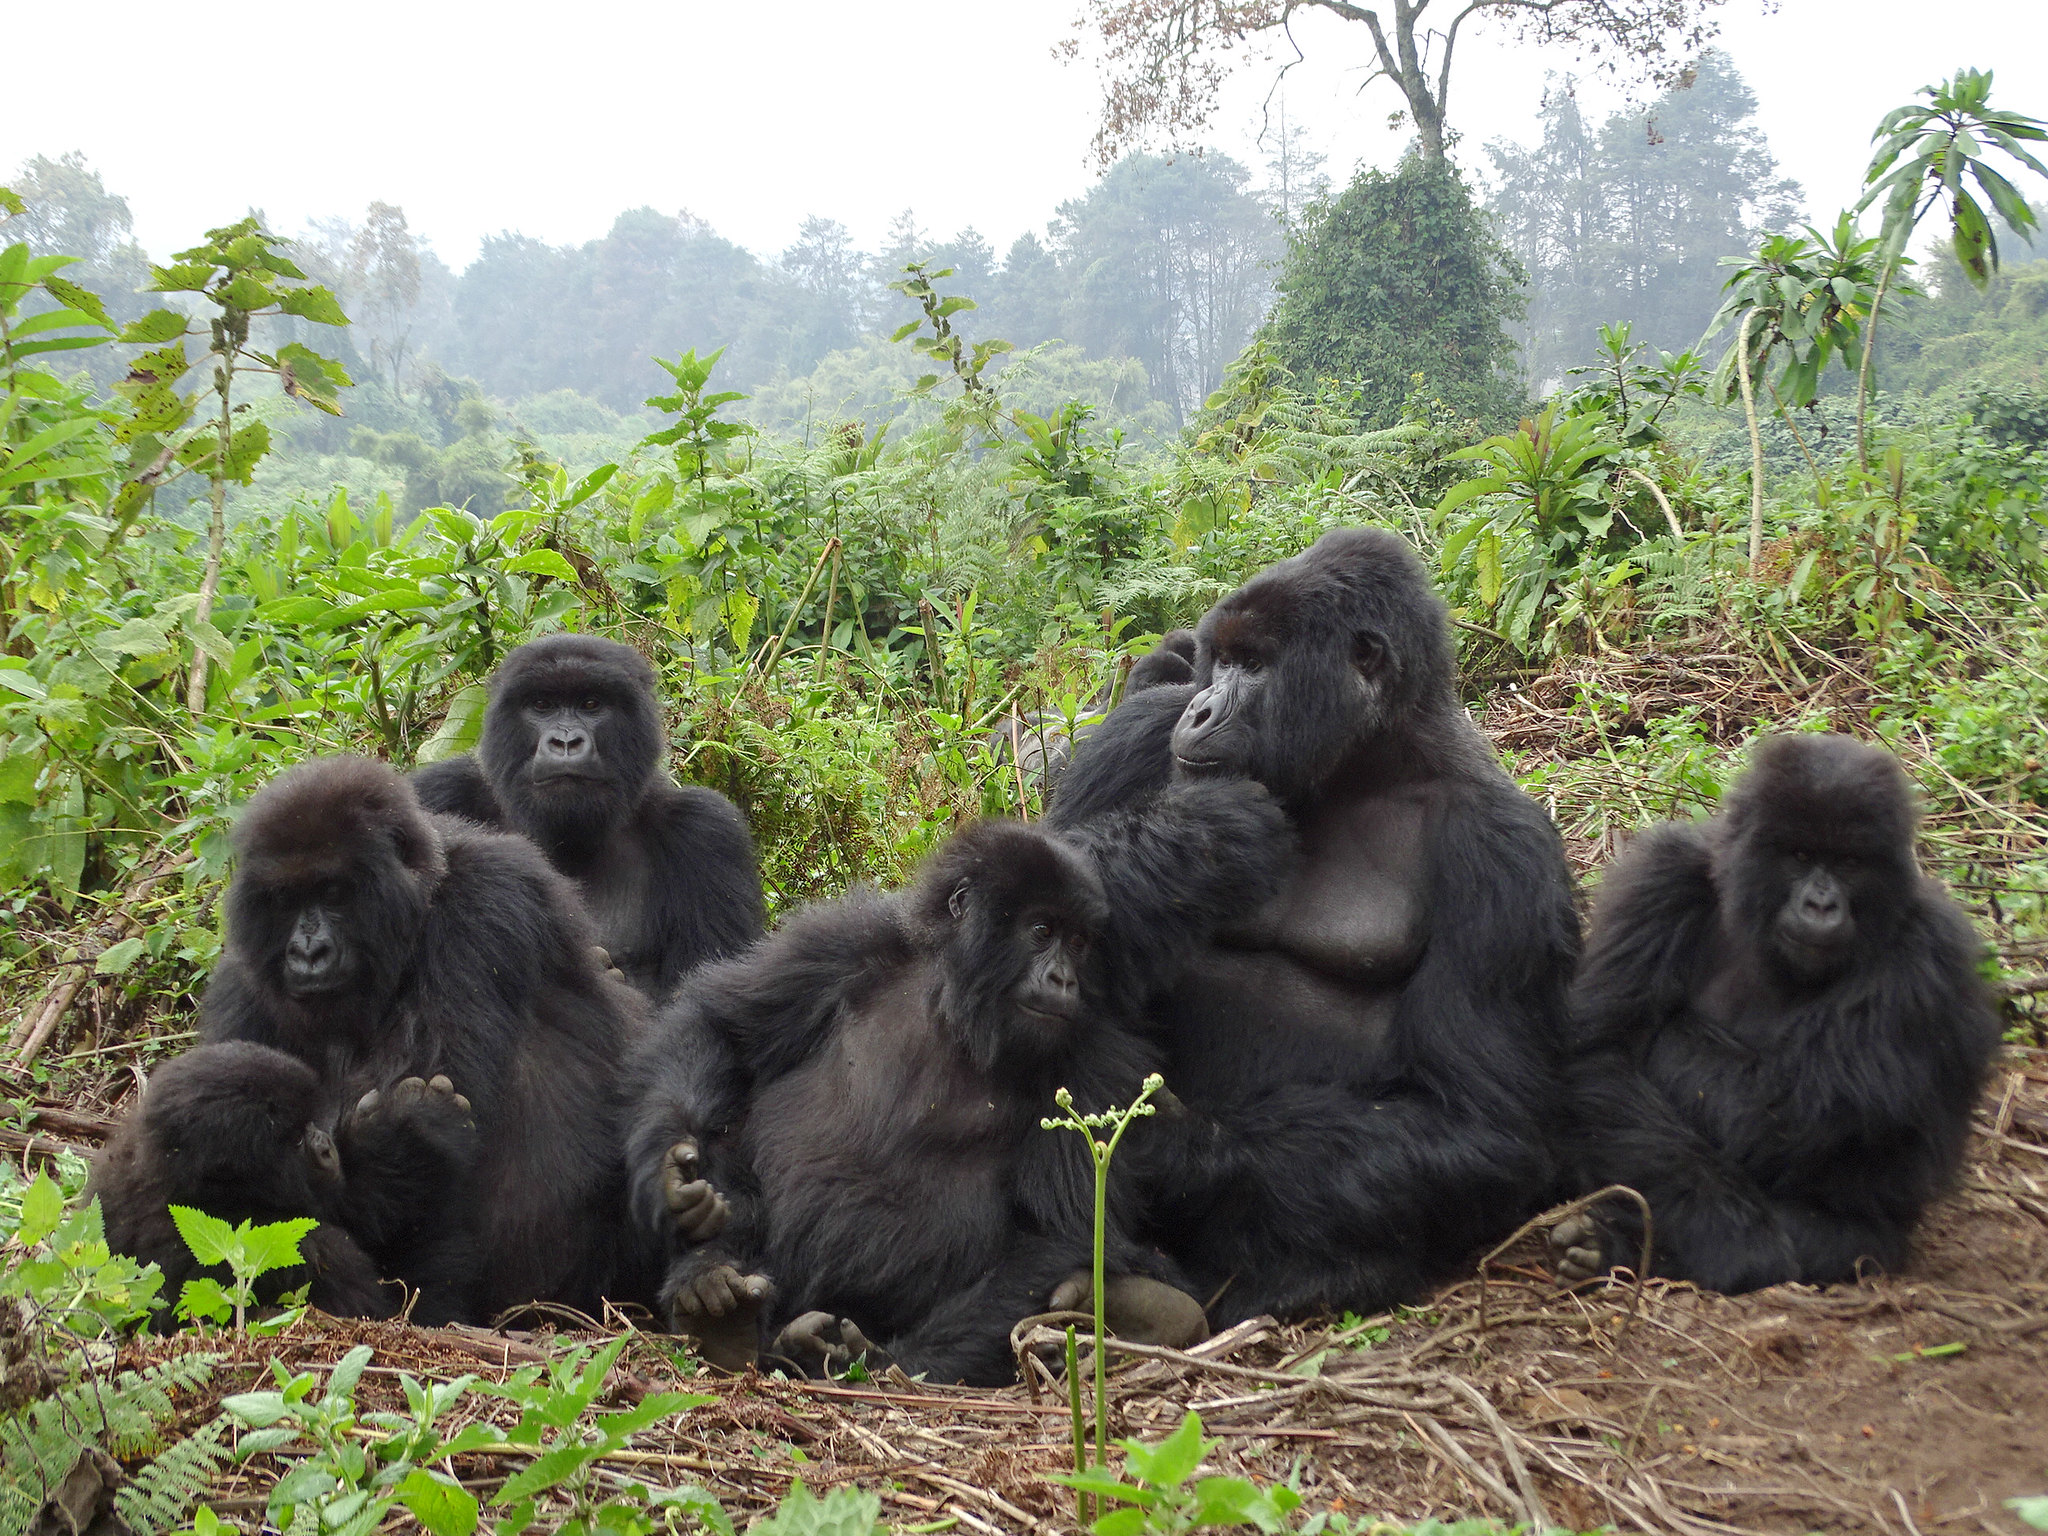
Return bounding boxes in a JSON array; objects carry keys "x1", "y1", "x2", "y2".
[{"x1": 7, "y1": 0, "x2": 2047, "y2": 267}]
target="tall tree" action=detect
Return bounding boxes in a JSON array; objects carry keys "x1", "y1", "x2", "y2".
[
  {"x1": 347, "y1": 202, "x2": 423, "y2": 396},
  {"x1": 1055, "y1": 152, "x2": 1281, "y2": 420},
  {"x1": 1263, "y1": 156, "x2": 1526, "y2": 426},
  {"x1": 4, "y1": 152, "x2": 151, "y2": 332},
  {"x1": 1485, "y1": 52, "x2": 1801, "y2": 385},
  {"x1": 1066, "y1": 0, "x2": 1728, "y2": 167}
]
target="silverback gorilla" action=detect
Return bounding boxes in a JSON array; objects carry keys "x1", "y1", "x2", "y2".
[
  {"x1": 1048, "y1": 528, "x2": 1580, "y2": 1324},
  {"x1": 1552, "y1": 733, "x2": 1999, "y2": 1292},
  {"x1": 628, "y1": 784, "x2": 1290, "y2": 1384},
  {"x1": 413, "y1": 634, "x2": 764, "y2": 1002},
  {"x1": 192, "y1": 757, "x2": 649, "y2": 1323}
]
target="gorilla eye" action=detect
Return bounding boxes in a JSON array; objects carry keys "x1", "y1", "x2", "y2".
[
  {"x1": 581, "y1": 695, "x2": 602, "y2": 712},
  {"x1": 1030, "y1": 922, "x2": 1052, "y2": 946},
  {"x1": 529, "y1": 694, "x2": 554, "y2": 713}
]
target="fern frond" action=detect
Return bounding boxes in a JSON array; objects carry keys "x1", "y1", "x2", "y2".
[{"x1": 115, "y1": 1416, "x2": 230, "y2": 1536}]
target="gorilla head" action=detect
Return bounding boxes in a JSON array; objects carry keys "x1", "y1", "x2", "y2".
[
  {"x1": 477, "y1": 635, "x2": 663, "y2": 854},
  {"x1": 908, "y1": 821, "x2": 1109, "y2": 1072},
  {"x1": 228, "y1": 757, "x2": 446, "y2": 1013},
  {"x1": 1712, "y1": 733, "x2": 1920, "y2": 985},
  {"x1": 139, "y1": 1043, "x2": 344, "y2": 1214},
  {"x1": 1170, "y1": 528, "x2": 1455, "y2": 804}
]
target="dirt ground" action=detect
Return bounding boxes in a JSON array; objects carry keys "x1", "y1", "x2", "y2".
[{"x1": 80, "y1": 1047, "x2": 2041, "y2": 1536}]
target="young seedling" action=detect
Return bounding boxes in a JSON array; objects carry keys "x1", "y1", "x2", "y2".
[
  {"x1": 1042, "y1": 1071, "x2": 1166, "y2": 1513},
  {"x1": 169, "y1": 1207, "x2": 318, "y2": 1331}
]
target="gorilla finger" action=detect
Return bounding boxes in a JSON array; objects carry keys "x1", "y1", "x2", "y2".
[
  {"x1": 1049, "y1": 1274, "x2": 1090, "y2": 1313},
  {"x1": 837, "y1": 1319, "x2": 879, "y2": 1358},
  {"x1": 354, "y1": 1089, "x2": 381, "y2": 1118},
  {"x1": 666, "y1": 1140, "x2": 700, "y2": 1180},
  {"x1": 452, "y1": 1094, "x2": 473, "y2": 1117},
  {"x1": 427, "y1": 1074, "x2": 455, "y2": 1096},
  {"x1": 392, "y1": 1077, "x2": 427, "y2": 1106}
]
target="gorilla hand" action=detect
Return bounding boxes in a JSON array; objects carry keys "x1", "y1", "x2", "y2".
[
  {"x1": 662, "y1": 1141, "x2": 729, "y2": 1241},
  {"x1": 771, "y1": 1312, "x2": 893, "y2": 1378},
  {"x1": 1550, "y1": 1213, "x2": 1609, "y2": 1284},
  {"x1": 1049, "y1": 1273, "x2": 1210, "y2": 1349},
  {"x1": 663, "y1": 1256, "x2": 772, "y2": 1372}
]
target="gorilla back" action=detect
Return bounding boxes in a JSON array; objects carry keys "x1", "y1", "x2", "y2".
[
  {"x1": 1051, "y1": 528, "x2": 1580, "y2": 1324},
  {"x1": 201, "y1": 756, "x2": 649, "y2": 1323},
  {"x1": 413, "y1": 633, "x2": 765, "y2": 1001}
]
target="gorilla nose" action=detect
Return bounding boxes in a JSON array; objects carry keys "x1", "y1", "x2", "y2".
[
  {"x1": 1801, "y1": 890, "x2": 1842, "y2": 923},
  {"x1": 286, "y1": 928, "x2": 334, "y2": 977},
  {"x1": 542, "y1": 728, "x2": 591, "y2": 761}
]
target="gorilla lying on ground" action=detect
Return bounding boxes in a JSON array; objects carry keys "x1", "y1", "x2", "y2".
[
  {"x1": 193, "y1": 757, "x2": 650, "y2": 1324},
  {"x1": 1049, "y1": 528, "x2": 1581, "y2": 1325},
  {"x1": 1552, "y1": 733, "x2": 1999, "y2": 1292},
  {"x1": 628, "y1": 781, "x2": 1288, "y2": 1384},
  {"x1": 414, "y1": 634, "x2": 765, "y2": 1001},
  {"x1": 91, "y1": 1043, "x2": 412, "y2": 1320}
]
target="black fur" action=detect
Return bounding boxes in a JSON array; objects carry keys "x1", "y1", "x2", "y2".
[
  {"x1": 413, "y1": 634, "x2": 765, "y2": 1002},
  {"x1": 1049, "y1": 527, "x2": 1580, "y2": 1324},
  {"x1": 629, "y1": 782, "x2": 1289, "y2": 1385},
  {"x1": 1559, "y1": 733, "x2": 1999, "y2": 1291},
  {"x1": 198, "y1": 756, "x2": 652, "y2": 1324},
  {"x1": 89, "y1": 1043, "x2": 397, "y2": 1321}
]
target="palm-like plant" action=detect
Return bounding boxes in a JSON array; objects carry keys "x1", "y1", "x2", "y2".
[{"x1": 1852, "y1": 69, "x2": 2047, "y2": 467}]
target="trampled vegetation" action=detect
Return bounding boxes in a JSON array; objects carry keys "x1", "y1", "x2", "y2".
[{"x1": 1, "y1": 43, "x2": 2046, "y2": 1536}]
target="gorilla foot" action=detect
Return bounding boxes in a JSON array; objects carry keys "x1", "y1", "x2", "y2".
[
  {"x1": 353, "y1": 1074, "x2": 473, "y2": 1131},
  {"x1": 1049, "y1": 1273, "x2": 1211, "y2": 1349},
  {"x1": 770, "y1": 1312, "x2": 893, "y2": 1379},
  {"x1": 662, "y1": 1141, "x2": 730, "y2": 1242},
  {"x1": 666, "y1": 1263, "x2": 771, "y2": 1372},
  {"x1": 1550, "y1": 1213, "x2": 1610, "y2": 1285}
]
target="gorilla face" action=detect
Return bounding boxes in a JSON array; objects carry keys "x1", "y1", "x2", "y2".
[
  {"x1": 227, "y1": 757, "x2": 445, "y2": 1019},
  {"x1": 478, "y1": 636, "x2": 663, "y2": 851},
  {"x1": 1167, "y1": 528, "x2": 1455, "y2": 807},
  {"x1": 1713, "y1": 734, "x2": 1919, "y2": 988}
]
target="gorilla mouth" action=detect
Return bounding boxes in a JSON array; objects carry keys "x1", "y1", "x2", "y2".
[
  {"x1": 1017, "y1": 1003, "x2": 1077, "y2": 1025},
  {"x1": 1173, "y1": 753, "x2": 1224, "y2": 773}
]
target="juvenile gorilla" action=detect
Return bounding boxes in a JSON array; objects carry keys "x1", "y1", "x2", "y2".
[
  {"x1": 1552, "y1": 734, "x2": 1999, "y2": 1292},
  {"x1": 1049, "y1": 528, "x2": 1581, "y2": 1324},
  {"x1": 413, "y1": 634, "x2": 765, "y2": 1001},
  {"x1": 628, "y1": 783, "x2": 1288, "y2": 1385},
  {"x1": 200, "y1": 757, "x2": 650, "y2": 1324},
  {"x1": 91, "y1": 1043, "x2": 406, "y2": 1321}
]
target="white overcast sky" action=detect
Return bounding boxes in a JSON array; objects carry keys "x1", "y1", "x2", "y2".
[{"x1": 6, "y1": 0, "x2": 2047, "y2": 269}]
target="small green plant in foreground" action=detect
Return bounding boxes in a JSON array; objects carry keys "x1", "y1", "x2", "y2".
[
  {"x1": 1, "y1": 1169, "x2": 163, "y2": 1335},
  {"x1": 169, "y1": 1207, "x2": 317, "y2": 1330},
  {"x1": 1054, "y1": 1410, "x2": 1305, "y2": 1536},
  {"x1": 1042, "y1": 1072, "x2": 1166, "y2": 1517},
  {"x1": 2009, "y1": 1495, "x2": 2048, "y2": 1532}
]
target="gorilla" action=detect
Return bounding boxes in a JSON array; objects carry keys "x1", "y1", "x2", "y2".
[
  {"x1": 1047, "y1": 527, "x2": 1580, "y2": 1325},
  {"x1": 1551, "y1": 733, "x2": 2000, "y2": 1293},
  {"x1": 413, "y1": 634, "x2": 765, "y2": 1001},
  {"x1": 91, "y1": 1043, "x2": 411, "y2": 1321},
  {"x1": 627, "y1": 781, "x2": 1289, "y2": 1384},
  {"x1": 198, "y1": 756, "x2": 650, "y2": 1324}
]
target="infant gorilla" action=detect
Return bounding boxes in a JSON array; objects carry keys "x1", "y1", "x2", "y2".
[{"x1": 629, "y1": 780, "x2": 1289, "y2": 1384}]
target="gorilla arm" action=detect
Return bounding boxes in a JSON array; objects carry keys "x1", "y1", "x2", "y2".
[
  {"x1": 410, "y1": 756, "x2": 506, "y2": 827},
  {"x1": 640, "y1": 786, "x2": 768, "y2": 997}
]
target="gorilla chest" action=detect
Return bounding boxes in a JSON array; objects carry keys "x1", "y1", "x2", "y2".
[
  {"x1": 1223, "y1": 789, "x2": 1429, "y2": 988},
  {"x1": 575, "y1": 846, "x2": 655, "y2": 978},
  {"x1": 749, "y1": 975, "x2": 1011, "y2": 1214}
]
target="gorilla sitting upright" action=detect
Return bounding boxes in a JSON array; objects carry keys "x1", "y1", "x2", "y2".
[
  {"x1": 414, "y1": 634, "x2": 765, "y2": 1001},
  {"x1": 628, "y1": 782, "x2": 1289, "y2": 1384},
  {"x1": 1552, "y1": 734, "x2": 1998, "y2": 1292},
  {"x1": 1049, "y1": 527, "x2": 1580, "y2": 1325}
]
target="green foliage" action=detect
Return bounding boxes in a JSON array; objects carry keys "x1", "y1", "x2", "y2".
[
  {"x1": 225, "y1": 1337, "x2": 727, "y2": 1536},
  {"x1": 2008, "y1": 1495, "x2": 2048, "y2": 1532},
  {"x1": 1264, "y1": 159, "x2": 1527, "y2": 430},
  {"x1": 1055, "y1": 1411, "x2": 1304, "y2": 1536},
  {"x1": 745, "y1": 1483, "x2": 884, "y2": 1536},
  {"x1": 0, "y1": 1353, "x2": 219, "y2": 1534},
  {"x1": 168, "y1": 1206, "x2": 317, "y2": 1330},
  {"x1": 0, "y1": 1168, "x2": 164, "y2": 1335},
  {"x1": 1707, "y1": 218, "x2": 1886, "y2": 410}
]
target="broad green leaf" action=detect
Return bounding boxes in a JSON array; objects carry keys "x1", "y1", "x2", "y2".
[
  {"x1": 492, "y1": 1442, "x2": 601, "y2": 1507},
  {"x1": 120, "y1": 309, "x2": 190, "y2": 344},
  {"x1": 239, "y1": 1216, "x2": 318, "y2": 1277},
  {"x1": 503, "y1": 549, "x2": 579, "y2": 583},
  {"x1": 176, "y1": 1276, "x2": 234, "y2": 1324},
  {"x1": 417, "y1": 684, "x2": 490, "y2": 764},
  {"x1": 40, "y1": 277, "x2": 110, "y2": 328},
  {"x1": 93, "y1": 937, "x2": 145, "y2": 976},
  {"x1": 328, "y1": 1343, "x2": 376, "y2": 1401},
  {"x1": 18, "y1": 1173, "x2": 64, "y2": 1246},
  {"x1": 223, "y1": 421, "x2": 271, "y2": 483},
  {"x1": 169, "y1": 1205, "x2": 236, "y2": 1266},
  {"x1": 277, "y1": 285, "x2": 349, "y2": 325},
  {"x1": 1125, "y1": 1410, "x2": 1207, "y2": 1488},
  {"x1": 398, "y1": 1470, "x2": 480, "y2": 1536}
]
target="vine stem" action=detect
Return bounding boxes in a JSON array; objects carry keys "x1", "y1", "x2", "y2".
[
  {"x1": 1734, "y1": 309, "x2": 1767, "y2": 572},
  {"x1": 1855, "y1": 259, "x2": 1897, "y2": 475}
]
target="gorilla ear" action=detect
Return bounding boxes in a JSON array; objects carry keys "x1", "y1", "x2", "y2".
[
  {"x1": 1352, "y1": 630, "x2": 1388, "y2": 678},
  {"x1": 947, "y1": 881, "x2": 971, "y2": 921}
]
